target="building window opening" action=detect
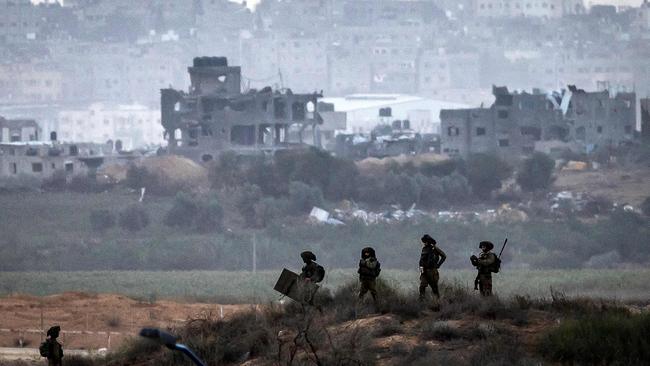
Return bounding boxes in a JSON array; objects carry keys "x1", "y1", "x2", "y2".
[
  {"x1": 274, "y1": 99, "x2": 287, "y2": 119},
  {"x1": 258, "y1": 125, "x2": 274, "y2": 145},
  {"x1": 476, "y1": 127, "x2": 486, "y2": 136},
  {"x1": 498, "y1": 110, "x2": 509, "y2": 119},
  {"x1": 231, "y1": 125, "x2": 256, "y2": 145},
  {"x1": 597, "y1": 126, "x2": 603, "y2": 134},
  {"x1": 10, "y1": 162, "x2": 17, "y2": 174},
  {"x1": 69, "y1": 145, "x2": 79, "y2": 156},
  {"x1": 32, "y1": 162, "x2": 43, "y2": 173},
  {"x1": 201, "y1": 154, "x2": 214, "y2": 162},
  {"x1": 65, "y1": 162, "x2": 74, "y2": 172},
  {"x1": 292, "y1": 102, "x2": 306, "y2": 121},
  {"x1": 520, "y1": 126, "x2": 541, "y2": 141},
  {"x1": 498, "y1": 139, "x2": 509, "y2": 147},
  {"x1": 447, "y1": 126, "x2": 460, "y2": 136}
]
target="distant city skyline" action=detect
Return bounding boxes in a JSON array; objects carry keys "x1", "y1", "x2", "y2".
[
  {"x1": 30, "y1": 0, "x2": 648, "y2": 10},
  {"x1": 231, "y1": 0, "x2": 647, "y2": 10}
]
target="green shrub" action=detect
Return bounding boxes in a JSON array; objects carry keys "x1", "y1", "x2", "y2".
[
  {"x1": 89, "y1": 209, "x2": 116, "y2": 233},
  {"x1": 254, "y1": 197, "x2": 290, "y2": 227},
  {"x1": 386, "y1": 173, "x2": 421, "y2": 208},
  {"x1": 235, "y1": 184, "x2": 263, "y2": 226},
  {"x1": 164, "y1": 192, "x2": 224, "y2": 232},
  {"x1": 288, "y1": 181, "x2": 324, "y2": 214},
  {"x1": 68, "y1": 175, "x2": 105, "y2": 193},
  {"x1": 163, "y1": 192, "x2": 198, "y2": 227},
  {"x1": 517, "y1": 152, "x2": 555, "y2": 192},
  {"x1": 195, "y1": 196, "x2": 224, "y2": 233},
  {"x1": 118, "y1": 204, "x2": 150, "y2": 232},
  {"x1": 125, "y1": 164, "x2": 180, "y2": 196},
  {"x1": 414, "y1": 174, "x2": 444, "y2": 208},
  {"x1": 441, "y1": 172, "x2": 471, "y2": 203},
  {"x1": 466, "y1": 153, "x2": 512, "y2": 200},
  {"x1": 41, "y1": 170, "x2": 67, "y2": 191},
  {"x1": 178, "y1": 312, "x2": 273, "y2": 365},
  {"x1": 538, "y1": 313, "x2": 650, "y2": 365}
]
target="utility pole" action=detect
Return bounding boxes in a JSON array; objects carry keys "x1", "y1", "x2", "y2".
[{"x1": 252, "y1": 233, "x2": 257, "y2": 274}]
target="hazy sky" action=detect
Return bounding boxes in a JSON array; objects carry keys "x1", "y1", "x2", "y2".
[
  {"x1": 32, "y1": 0, "x2": 648, "y2": 9},
  {"x1": 232, "y1": 0, "x2": 647, "y2": 9}
]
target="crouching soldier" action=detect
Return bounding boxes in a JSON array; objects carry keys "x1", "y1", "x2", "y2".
[
  {"x1": 299, "y1": 251, "x2": 325, "y2": 304},
  {"x1": 358, "y1": 247, "x2": 381, "y2": 301},
  {"x1": 40, "y1": 325, "x2": 63, "y2": 366},
  {"x1": 470, "y1": 241, "x2": 497, "y2": 296},
  {"x1": 419, "y1": 234, "x2": 446, "y2": 301}
]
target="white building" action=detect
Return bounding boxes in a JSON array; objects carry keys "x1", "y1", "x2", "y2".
[
  {"x1": 319, "y1": 94, "x2": 469, "y2": 134},
  {"x1": 57, "y1": 103, "x2": 164, "y2": 150},
  {"x1": 473, "y1": 0, "x2": 585, "y2": 18}
]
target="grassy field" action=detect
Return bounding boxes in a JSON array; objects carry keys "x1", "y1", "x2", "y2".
[{"x1": 1, "y1": 269, "x2": 648, "y2": 303}]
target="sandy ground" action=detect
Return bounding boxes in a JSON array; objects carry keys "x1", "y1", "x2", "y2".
[
  {"x1": 0, "y1": 292, "x2": 244, "y2": 352},
  {"x1": 554, "y1": 166, "x2": 650, "y2": 206}
]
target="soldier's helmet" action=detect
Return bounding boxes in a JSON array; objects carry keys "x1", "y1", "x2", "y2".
[
  {"x1": 361, "y1": 247, "x2": 376, "y2": 258},
  {"x1": 47, "y1": 325, "x2": 61, "y2": 338},
  {"x1": 421, "y1": 234, "x2": 436, "y2": 245},
  {"x1": 479, "y1": 241, "x2": 494, "y2": 250},
  {"x1": 300, "y1": 251, "x2": 317, "y2": 262}
]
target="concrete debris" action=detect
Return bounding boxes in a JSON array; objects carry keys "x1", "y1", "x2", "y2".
[{"x1": 309, "y1": 207, "x2": 330, "y2": 223}]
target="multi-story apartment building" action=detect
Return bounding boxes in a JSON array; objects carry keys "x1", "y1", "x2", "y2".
[
  {"x1": 473, "y1": 0, "x2": 585, "y2": 18},
  {"x1": 57, "y1": 103, "x2": 164, "y2": 150},
  {"x1": 0, "y1": 62, "x2": 63, "y2": 103},
  {"x1": 161, "y1": 57, "x2": 323, "y2": 162},
  {"x1": 440, "y1": 85, "x2": 636, "y2": 160}
]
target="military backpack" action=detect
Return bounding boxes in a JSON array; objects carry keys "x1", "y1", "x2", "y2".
[
  {"x1": 313, "y1": 263, "x2": 325, "y2": 283},
  {"x1": 489, "y1": 254, "x2": 501, "y2": 273},
  {"x1": 39, "y1": 341, "x2": 49, "y2": 358}
]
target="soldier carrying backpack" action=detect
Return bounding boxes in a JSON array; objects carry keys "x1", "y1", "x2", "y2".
[
  {"x1": 358, "y1": 247, "x2": 381, "y2": 301},
  {"x1": 40, "y1": 325, "x2": 63, "y2": 366},
  {"x1": 299, "y1": 251, "x2": 325, "y2": 304},
  {"x1": 470, "y1": 241, "x2": 501, "y2": 297},
  {"x1": 418, "y1": 234, "x2": 446, "y2": 301}
]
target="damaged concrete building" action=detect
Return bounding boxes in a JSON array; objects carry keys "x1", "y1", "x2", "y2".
[
  {"x1": 440, "y1": 85, "x2": 636, "y2": 160},
  {"x1": 161, "y1": 57, "x2": 323, "y2": 162},
  {"x1": 0, "y1": 116, "x2": 110, "y2": 182}
]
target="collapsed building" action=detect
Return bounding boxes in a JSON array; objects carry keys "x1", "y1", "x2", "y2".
[
  {"x1": 0, "y1": 116, "x2": 109, "y2": 182},
  {"x1": 440, "y1": 85, "x2": 636, "y2": 160},
  {"x1": 161, "y1": 57, "x2": 323, "y2": 162}
]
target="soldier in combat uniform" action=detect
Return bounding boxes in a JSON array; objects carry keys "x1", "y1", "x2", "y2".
[
  {"x1": 298, "y1": 251, "x2": 324, "y2": 304},
  {"x1": 470, "y1": 241, "x2": 497, "y2": 296},
  {"x1": 419, "y1": 234, "x2": 446, "y2": 301},
  {"x1": 44, "y1": 326, "x2": 63, "y2": 366},
  {"x1": 358, "y1": 247, "x2": 381, "y2": 301}
]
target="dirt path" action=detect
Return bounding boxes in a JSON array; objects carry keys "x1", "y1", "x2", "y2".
[{"x1": 0, "y1": 292, "x2": 245, "y2": 352}]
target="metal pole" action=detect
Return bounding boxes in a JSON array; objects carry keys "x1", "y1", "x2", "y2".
[{"x1": 252, "y1": 234, "x2": 257, "y2": 274}]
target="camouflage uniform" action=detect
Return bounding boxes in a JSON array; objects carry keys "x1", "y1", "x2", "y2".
[
  {"x1": 471, "y1": 245, "x2": 497, "y2": 297},
  {"x1": 358, "y1": 247, "x2": 381, "y2": 301},
  {"x1": 298, "y1": 251, "x2": 321, "y2": 304},
  {"x1": 45, "y1": 326, "x2": 63, "y2": 366},
  {"x1": 419, "y1": 236, "x2": 446, "y2": 300}
]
